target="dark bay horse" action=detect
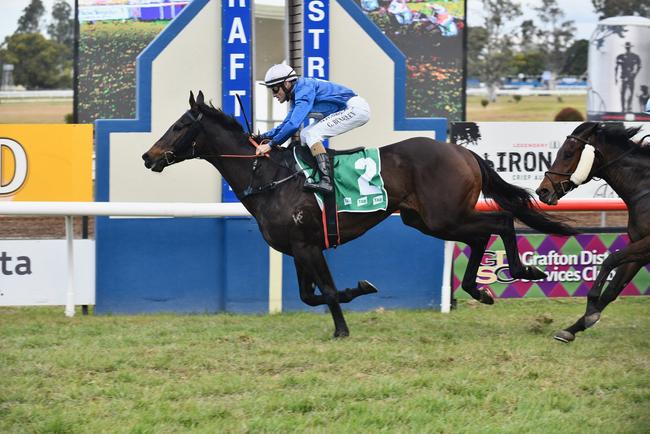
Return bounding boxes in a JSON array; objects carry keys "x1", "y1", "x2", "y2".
[
  {"x1": 537, "y1": 122, "x2": 649, "y2": 343},
  {"x1": 142, "y1": 91, "x2": 577, "y2": 337}
]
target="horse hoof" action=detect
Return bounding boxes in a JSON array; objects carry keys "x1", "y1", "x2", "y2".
[
  {"x1": 584, "y1": 312, "x2": 601, "y2": 329},
  {"x1": 553, "y1": 330, "x2": 575, "y2": 343},
  {"x1": 358, "y1": 280, "x2": 379, "y2": 295},
  {"x1": 478, "y1": 288, "x2": 495, "y2": 305},
  {"x1": 526, "y1": 266, "x2": 547, "y2": 280},
  {"x1": 334, "y1": 329, "x2": 350, "y2": 338}
]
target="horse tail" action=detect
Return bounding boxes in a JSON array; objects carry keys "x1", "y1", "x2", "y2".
[{"x1": 470, "y1": 151, "x2": 579, "y2": 236}]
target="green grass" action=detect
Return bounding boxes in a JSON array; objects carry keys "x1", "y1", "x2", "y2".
[
  {"x1": 467, "y1": 94, "x2": 587, "y2": 122},
  {"x1": 1, "y1": 298, "x2": 648, "y2": 433}
]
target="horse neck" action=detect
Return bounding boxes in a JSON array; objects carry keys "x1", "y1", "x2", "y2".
[
  {"x1": 598, "y1": 148, "x2": 650, "y2": 204},
  {"x1": 201, "y1": 128, "x2": 256, "y2": 197}
]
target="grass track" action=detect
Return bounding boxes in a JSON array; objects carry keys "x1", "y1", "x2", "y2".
[{"x1": 1, "y1": 298, "x2": 648, "y2": 433}]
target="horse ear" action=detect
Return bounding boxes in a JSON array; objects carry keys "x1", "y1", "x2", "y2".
[
  {"x1": 197, "y1": 91, "x2": 205, "y2": 105},
  {"x1": 189, "y1": 91, "x2": 196, "y2": 108}
]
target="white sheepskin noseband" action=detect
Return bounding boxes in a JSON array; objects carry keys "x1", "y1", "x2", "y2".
[{"x1": 569, "y1": 144, "x2": 595, "y2": 186}]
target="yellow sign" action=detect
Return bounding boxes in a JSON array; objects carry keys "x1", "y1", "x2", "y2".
[{"x1": 0, "y1": 125, "x2": 93, "y2": 201}]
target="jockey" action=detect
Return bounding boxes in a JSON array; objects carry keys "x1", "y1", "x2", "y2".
[{"x1": 257, "y1": 64, "x2": 371, "y2": 194}]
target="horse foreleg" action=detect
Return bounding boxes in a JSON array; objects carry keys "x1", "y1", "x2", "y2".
[
  {"x1": 293, "y1": 244, "x2": 350, "y2": 337},
  {"x1": 555, "y1": 262, "x2": 641, "y2": 343},
  {"x1": 460, "y1": 235, "x2": 494, "y2": 304},
  {"x1": 494, "y1": 211, "x2": 547, "y2": 281}
]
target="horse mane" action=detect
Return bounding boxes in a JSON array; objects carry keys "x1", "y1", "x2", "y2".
[
  {"x1": 575, "y1": 122, "x2": 649, "y2": 157},
  {"x1": 197, "y1": 102, "x2": 245, "y2": 134}
]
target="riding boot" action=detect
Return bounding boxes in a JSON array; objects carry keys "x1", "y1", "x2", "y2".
[{"x1": 304, "y1": 153, "x2": 333, "y2": 194}]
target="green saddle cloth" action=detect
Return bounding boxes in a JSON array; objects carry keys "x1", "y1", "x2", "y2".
[{"x1": 294, "y1": 147, "x2": 388, "y2": 213}]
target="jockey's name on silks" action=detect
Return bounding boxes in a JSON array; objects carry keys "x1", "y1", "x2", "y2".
[{"x1": 294, "y1": 147, "x2": 388, "y2": 213}]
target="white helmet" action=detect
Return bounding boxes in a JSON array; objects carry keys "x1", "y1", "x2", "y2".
[{"x1": 263, "y1": 64, "x2": 298, "y2": 87}]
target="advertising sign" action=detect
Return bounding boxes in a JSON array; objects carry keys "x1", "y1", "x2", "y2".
[
  {"x1": 221, "y1": 0, "x2": 252, "y2": 202},
  {"x1": 349, "y1": 0, "x2": 465, "y2": 121},
  {"x1": 450, "y1": 121, "x2": 647, "y2": 200},
  {"x1": 452, "y1": 234, "x2": 650, "y2": 298},
  {"x1": 0, "y1": 240, "x2": 95, "y2": 306},
  {"x1": 78, "y1": 1, "x2": 188, "y2": 124},
  {"x1": 304, "y1": 0, "x2": 329, "y2": 80},
  {"x1": 587, "y1": 16, "x2": 650, "y2": 121},
  {"x1": 0, "y1": 125, "x2": 93, "y2": 201}
]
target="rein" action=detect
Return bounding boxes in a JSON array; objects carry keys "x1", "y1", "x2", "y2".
[
  {"x1": 173, "y1": 109, "x2": 302, "y2": 196},
  {"x1": 216, "y1": 137, "x2": 271, "y2": 159}
]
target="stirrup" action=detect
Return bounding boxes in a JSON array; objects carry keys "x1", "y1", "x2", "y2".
[{"x1": 304, "y1": 178, "x2": 333, "y2": 194}]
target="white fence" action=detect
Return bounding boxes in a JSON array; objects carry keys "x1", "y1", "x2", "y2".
[
  {"x1": 0, "y1": 202, "x2": 250, "y2": 317},
  {"x1": 0, "y1": 200, "x2": 627, "y2": 317}
]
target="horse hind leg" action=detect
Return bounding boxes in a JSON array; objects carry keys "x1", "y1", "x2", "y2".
[{"x1": 401, "y1": 208, "x2": 494, "y2": 305}]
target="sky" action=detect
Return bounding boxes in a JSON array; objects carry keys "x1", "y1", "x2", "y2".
[
  {"x1": 1, "y1": 0, "x2": 601, "y2": 43},
  {"x1": 467, "y1": 0, "x2": 601, "y2": 41}
]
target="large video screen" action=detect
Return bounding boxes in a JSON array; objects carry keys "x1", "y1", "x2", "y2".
[
  {"x1": 354, "y1": 0, "x2": 466, "y2": 120},
  {"x1": 77, "y1": 1, "x2": 189, "y2": 124}
]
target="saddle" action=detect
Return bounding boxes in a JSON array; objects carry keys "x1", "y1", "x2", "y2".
[{"x1": 291, "y1": 142, "x2": 366, "y2": 249}]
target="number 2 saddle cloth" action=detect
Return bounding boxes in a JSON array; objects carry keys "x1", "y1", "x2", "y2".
[{"x1": 292, "y1": 143, "x2": 388, "y2": 248}]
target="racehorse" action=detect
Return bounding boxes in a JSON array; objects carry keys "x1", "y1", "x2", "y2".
[
  {"x1": 536, "y1": 121, "x2": 649, "y2": 343},
  {"x1": 142, "y1": 91, "x2": 577, "y2": 338}
]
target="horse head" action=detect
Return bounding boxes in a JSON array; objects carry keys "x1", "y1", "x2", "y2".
[
  {"x1": 536, "y1": 122, "x2": 601, "y2": 205},
  {"x1": 537, "y1": 122, "x2": 644, "y2": 205},
  {"x1": 142, "y1": 91, "x2": 210, "y2": 172}
]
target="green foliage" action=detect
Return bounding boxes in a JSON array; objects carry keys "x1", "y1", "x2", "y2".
[
  {"x1": 513, "y1": 94, "x2": 522, "y2": 103},
  {"x1": 0, "y1": 33, "x2": 71, "y2": 89},
  {"x1": 15, "y1": 0, "x2": 45, "y2": 34},
  {"x1": 481, "y1": 98, "x2": 489, "y2": 107},
  {"x1": 591, "y1": 0, "x2": 650, "y2": 19},
  {"x1": 0, "y1": 298, "x2": 649, "y2": 433},
  {"x1": 532, "y1": 0, "x2": 576, "y2": 76},
  {"x1": 508, "y1": 51, "x2": 546, "y2": 77},
  {"x1": 469, "y1": 0, "x2": 523, "y2": 99},
  {"x1": 562, "y1": 39, "x2": 589, "y2": 76}
]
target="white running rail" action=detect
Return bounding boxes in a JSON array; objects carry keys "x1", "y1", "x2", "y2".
[{"x1": 0, "y1": 202, "x2": 251, "y2": 317}]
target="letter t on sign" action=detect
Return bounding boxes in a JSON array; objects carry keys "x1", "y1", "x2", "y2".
[
  {"x1": 304, "y1": 0, "x2": 328, "y2": 80},
  {"x1": 222, "y1": 0, "x2": 252, "y2": 202}
]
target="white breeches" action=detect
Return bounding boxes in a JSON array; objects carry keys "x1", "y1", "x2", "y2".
[{"x1": 300, "y1": 96, "x2": 371, "y2": 147}]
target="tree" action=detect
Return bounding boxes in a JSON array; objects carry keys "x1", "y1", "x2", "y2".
[
  {"x1": 469, "y1": 0, "x2": 523, "y2": 101},
  {"x1": 591, "y1": 0, "x2": 650, "y2": 19},
  {"x1": 508, "y1": 51, "x2": 546, "y2": 77},
  {"x1": 561, "y1": 39, "x2": 589, "y2": 77},
  {"x1": 0, "y1": 33, "x2": 71, "y2": 89},
  {"x1": 533, "y1": 0, "x2": 576, "y2": 87},
  {"x1": 15, "y1": 0, "x2": 45, "y2": 34},
  {"x1": 48, "y1": 1, "x2": 74, "y2": 49}
]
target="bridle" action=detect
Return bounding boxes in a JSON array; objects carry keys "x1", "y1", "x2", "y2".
[
  {"x1": 166, "y1": 109, "x2": 271, "y2": 163},
  {"x1": 164, "y1": 108, "x2": 301, "y2": 197},
  {"x1": 163, "y1": 110, "x2": 204, "y2": 165},
  {"x1": 544, "y1": 124, "x2": 640, "y2": 197},
  {"x1": 543, "y1": 128, "x2": 598, "y2": 196}
]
